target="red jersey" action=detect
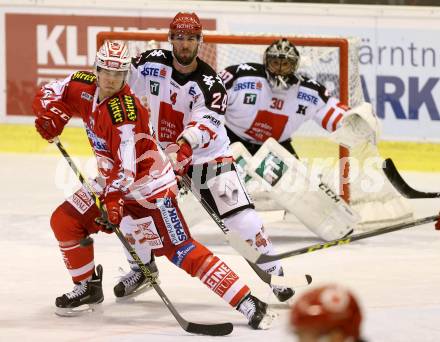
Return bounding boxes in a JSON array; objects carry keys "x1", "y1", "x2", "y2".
[{"x1": 33, "y1": 71, "x2": 177, "y2": 204}]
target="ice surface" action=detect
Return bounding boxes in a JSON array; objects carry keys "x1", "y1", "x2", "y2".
[{"x1": 1, "y1": 153, "x2": 439, "y2": 341}]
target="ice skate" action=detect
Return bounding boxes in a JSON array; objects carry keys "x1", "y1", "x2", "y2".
[
  {"x1": 237, "y1": 293, "x2": 278, "y2": 329},
  {"x1": 114, "y1": 260, "x2": 159, "y2": 301},
  {"x1": 55, "y1": 264, "x2": 104, "y2": 317}
]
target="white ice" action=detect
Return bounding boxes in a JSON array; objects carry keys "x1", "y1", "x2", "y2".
[{"x1": 1, "y1": 153, "x2": 439, "y2": 342}]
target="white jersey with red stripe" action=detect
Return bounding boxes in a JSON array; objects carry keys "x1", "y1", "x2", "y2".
[
  {"x1": 129, "y1": 49, "x2": 231, "y2": 165},
  {"x1": 219, "y1": 63, "x2": 348, "y2": 144}
]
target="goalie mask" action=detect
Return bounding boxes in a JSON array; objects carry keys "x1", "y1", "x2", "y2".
[
  {"x1": 290, "y1": 284, "x2": 362, "y2": 340},
  {"x1": 264, "y1": 38, "x2": 300, "y2": 90}
]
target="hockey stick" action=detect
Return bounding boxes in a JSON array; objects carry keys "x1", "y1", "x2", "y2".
[
  {"x1": 226, "y1": 214, "x2": 439, "y2": 264},
  {"x1": 179, "y1": 175, "x2": 312, "y2": 288},
  {"x1": 54, "y1": 137, "x2": 233, "y2": 336},
  {"x1": 382, "y1": 158, "x2": 440, "y2": 199}
]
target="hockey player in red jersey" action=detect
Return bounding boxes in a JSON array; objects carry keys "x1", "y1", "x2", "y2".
[
  {"x1": 33, "y1": 40, "x2": 276, "y2": 329},
  {"x1": 128, "y1": 12, "x2": 295, "y2": 304},
  {"x1": 290, "y1": 284, "x2": 364, "y2": 342}
]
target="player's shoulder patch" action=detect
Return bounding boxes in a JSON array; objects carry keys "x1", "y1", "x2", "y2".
[
  {"x1": 70, "y1": 71, "x2": 96, "y2": 85},
  {"x1": 220, "y1": 63, "x2": 265, "y2": 90},
  {"x1": 193, "y1": 59, "x2": 226, "y2": 93},
  {"x1": 191, "y1": 59, "x2": 227, "y2": 115},
  {"x1": 132, "y1": 49, "x2": 173, "y2": 68},
  {"x1": 299, "y1": 76, "x2": 330, "y2": 102},
  {"x1": 234, "y1": 63, "x2": 266, "y2": 77},
  {"x1": 107, "y1": 94, "x2": 138, "y2": 125}
]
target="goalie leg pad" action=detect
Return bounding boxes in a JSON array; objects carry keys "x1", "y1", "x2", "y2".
[
  {"x1": 247, "y1": 138, "x2": 359, "y2": 241},
  {"x1": 230, "y1": 142, "x2": 282, "y2": 210}
]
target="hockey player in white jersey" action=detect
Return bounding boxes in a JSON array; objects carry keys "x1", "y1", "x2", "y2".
[
  {"x1": 220, "y1": 39, "x2": 381, "y2": 241},
  {"x1": 221, "y1": 38, "x2": 354, "y2": 156},
  {"x1": 128, "y1": 12, "x2": 295, "y2": 307}
]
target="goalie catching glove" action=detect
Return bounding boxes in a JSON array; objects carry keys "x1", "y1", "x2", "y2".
[{"x1": 330, "y1": 102, "x2": 380, "y2": 149}]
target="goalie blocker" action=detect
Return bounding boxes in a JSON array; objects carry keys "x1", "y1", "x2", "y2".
[{"x1": 234, "y1": 138, "x2": 359, "y2": 241}]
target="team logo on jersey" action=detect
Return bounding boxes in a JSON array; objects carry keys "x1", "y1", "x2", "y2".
[
  {"x1": 150, "y1": 81, "x2": 160, "y2": 96},
  {"x1": 146, "y1": 49, "x2": 167, "y2": 59},
  {"x1": 141, "y1": 66, "x2": 167, "y2": 78},
  {"x1": 202, "y1": 75, "x2": 216, "y2": 90},
  {"x1": 297, "y1": 91, "x2": 318, "y2": 105},
  {"x1": 107, "y1": 97, "x2": 125, "y2": 124},
  {"x1": 189, "y1": 86, "x2": 196, "y2": 96},
  {"x1": 158, "y1": 198, "x2": 188, "y2": 245},
  {"x1": 122, "y1": 95, "x2": 137, "y2": 121},
  {"x1": 136, "y1": 220, "x2": 163, "y2": 248},
  {"x1": 236, "y1": 63, "x2": 256, "y2": 72},
  {"x1": 81, "y1": 91, "x2": 93, "y2": 102},
  {"x1": 296, "y1": 104, "x2": 308, "y2": 115},
  {"x1": 243, "y1": 93, "x2": 257, "y2": 105},
  {"x1": 85, "y1": 124, "x2": 108, "y2": 152},
  {"x1": 71, "y1": 71, "x2": 96, "y2": 84},
  {"x1": 233, "y1": 81, "x2": 262, "y2": 91}
]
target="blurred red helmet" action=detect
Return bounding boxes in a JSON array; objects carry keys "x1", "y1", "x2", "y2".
[
  {"x1": 169, "y1": 12, "x2": 202, "y2": 37},
  {"x1": 291, "y1": 284, "x2": 362, "y2": 339}
]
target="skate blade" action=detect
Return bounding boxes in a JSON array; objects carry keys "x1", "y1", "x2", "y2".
[
  {"x1": 55, "y1": 303, "x2": 103, "y2": 317},
  {"x1": 258, "y1": 309, "x2": 278, "y2": 330},
  {"x1": 115, "y1": 279, "x2": 160, "y2": 303}
]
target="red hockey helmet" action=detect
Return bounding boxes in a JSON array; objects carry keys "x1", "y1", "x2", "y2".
[
  {"x1": 169, "y1": 12, "x2": 202, "y2": 38},
  {"x1": 290, "y1": 284, "x2": 362, "y2": 340},
  {"x1": 95, "y1": 40, "x2": 131, "y2": 72}
]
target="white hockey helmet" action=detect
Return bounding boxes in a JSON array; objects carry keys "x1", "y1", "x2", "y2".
[
  {"x1": 95, "y1": 40, "x2": 131, "y2": 72},
  {"x1": 263, "y1": 38, "x2": 300, "y2": 90}
]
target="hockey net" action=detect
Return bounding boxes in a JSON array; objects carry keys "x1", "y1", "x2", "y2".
[{"x1": 97, "y1": 31, "x2": 413, "y2": 230}]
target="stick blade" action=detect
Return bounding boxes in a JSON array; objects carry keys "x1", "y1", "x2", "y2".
[
  {"x1": 186, "y1": 322, "x2": 233, "y2": 336},
  {"x1": 383, "y1": 158, "x2": 440, "y2": 199},
  {"x1": 270, "y1": 274, "x2": 313, "y2": 288}
]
